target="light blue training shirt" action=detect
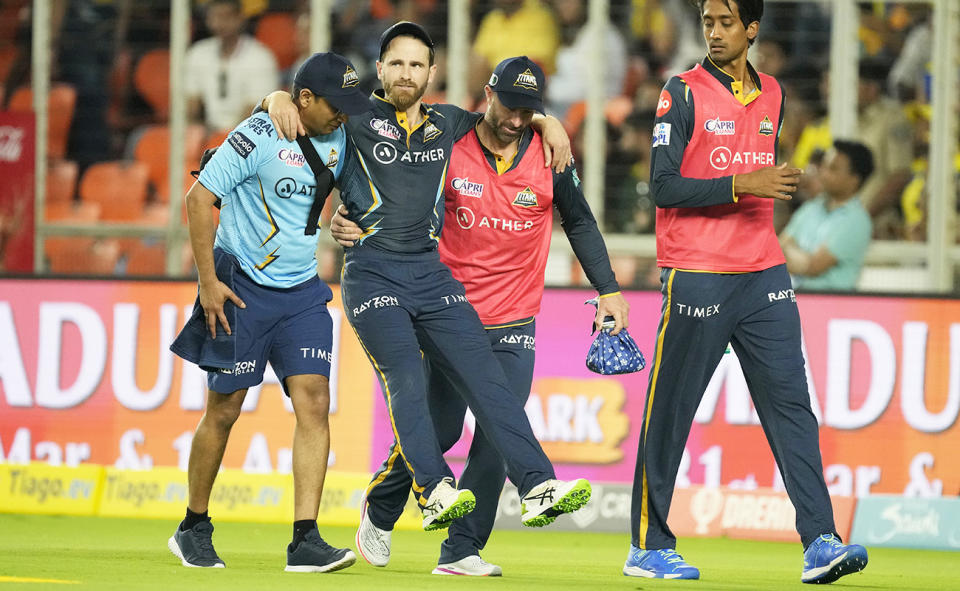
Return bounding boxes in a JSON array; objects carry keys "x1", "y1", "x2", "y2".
[
  {"x1": 198, "y1": 111, "x2": 346, "y2": 288},
  {"x1": 783, "y1": 195, "x2": 872, "y2": 291}
]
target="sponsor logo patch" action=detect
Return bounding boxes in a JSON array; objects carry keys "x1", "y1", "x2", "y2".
[
  {"x1": 274, "y1": 177, "x2": 314, "y2": 199},
  {"x1": 372, "y1": 142, "x2": 398, "y2": 164},
  {"x1": 758, "y1": 115, "x2": 774, "y2": 136},
  {"x1": 370, "y1": 118, "x2": 401, "y2": 140},
  {"x1": 513, "y1": 187, "x2": 538, "y2": 208},
  {"x1": 228, "y1": 131, "x2": 255, "y2": 159},
  {"x1": 652, "y1": 122, "x2": 671, "y2": 147},
  {"x1": 278, "y1": 148, "x2": 305, "y2": 168},
  {"x1": 244, "y1": 117, "x2": 274, "y2": 137},
  {"x1": 705, "y1": 117, "x2": 735, "y2": 135},
  {"x1": 456, "y1": 206, "x2": 475, "y2": 229},
  {"x1": 708, "y1": 147, "x2": 775, "y2": 171},
  {"x1": 656, "y1": 89, "x2": 672, "y2": 116},
  {"x1": 451, "y1": 177, "x2": 483, "y2": 198}
]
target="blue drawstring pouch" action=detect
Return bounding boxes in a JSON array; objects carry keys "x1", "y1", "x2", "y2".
[{"x1": 584, "y1": 299, "x2": 646, "y2": 375}]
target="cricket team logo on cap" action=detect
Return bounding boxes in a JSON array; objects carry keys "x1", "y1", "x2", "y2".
[
  {"x1": 758, "y1": 115, "x2": 774, "y2": 136},
  {"x1": 326, "y1": 148, "x2": 339, "y2": 169},
  {"x1": 513, "y1": 186, "x2": 538, "y2": 207},
  {"x1": 513, "y1": 68, "x2": 539, "y2": 91},
  {"x1": 342, "y1": 65, "x2": 360, "y2": 88}
]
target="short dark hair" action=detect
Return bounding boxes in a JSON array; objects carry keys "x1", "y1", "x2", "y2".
[
  {"x1": 694, "y1": 0, "x2": 764, "y2": 44},
  {"x1": 833, "y1": 139, "x2": 874, "y2": 189}
]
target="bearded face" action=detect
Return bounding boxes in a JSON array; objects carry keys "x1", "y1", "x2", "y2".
[{"x1": 377, "y1": 36, "x2": 434, "y2": 112}]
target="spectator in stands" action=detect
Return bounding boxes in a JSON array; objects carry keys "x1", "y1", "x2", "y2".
[
  {"x1": 604, "y1": 109, "x2": 656, "y2": 234},
  {"x1": 856, "y1": 58, "x2": 913, "y2": 234},
  {"x1": 468, "y1": 0, "x2": 559, "y2": 104},
  {"x1": 186, "y1": 0, "x2": 279, "y2": 131},
  {"x1": 780, "y1": 140, "x2": 874, "y2": 291},
  {"x1": 544, "y1": 0, "x2": 627, "y2": 118}
]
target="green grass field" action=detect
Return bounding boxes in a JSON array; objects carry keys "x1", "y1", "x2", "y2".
[{"x1": 0, "y1": 515, "x2": 957, "y2": 590}]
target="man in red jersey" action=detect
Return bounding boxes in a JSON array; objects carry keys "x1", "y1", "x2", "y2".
[
  {"x1": 331, "y1": 56, "x2": 630, "y2": 576},
  {"x1": 623, "y1": 0, "x2": 868, "y2": 584}
]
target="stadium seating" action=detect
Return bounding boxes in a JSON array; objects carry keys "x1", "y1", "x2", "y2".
[
  {"x1": 45, "y1": 159, "x2": 79, "y2": 204},
  {"x1": 78, "y1": 160, "x2": 150, "y2": 222},
  {"x1": 45, "y1": 236, "x2": 120, "y2": 275},
  {"x1": 43, "y1": 200, "x2": 100, "y2": 223},
  {"x1": 255, "y1": 12, "x2": 299, "y2": 70},
  {"x1": 7, "y1": 83, "x2": 77, "y2": 160},
  {"x1": 130, "y1": 123, "x2": 206, "y2": 201},
  {"x1": 133, "y1": 49, "x2": 170, "y2": 120}
]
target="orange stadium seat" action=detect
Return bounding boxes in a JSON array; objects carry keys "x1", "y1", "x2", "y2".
[
  {"x1": 255, "y1": 12, "x2": 299, "y2": 70},
  {"x1": 78, "y1": 160, "x2": 150, "y2": 222},
  {"x1": 45, "y1": 236, "x2": 120, "y2": 275},
  {"x1": 46, "y1": 159, "x2": 79, "y2": 204},
  {"x1": 133, "y1": 49, "x2": 170, "y2": 120},
  {"x1": 123, "y1": 240, "x2": 167, "y2": 276},
  {"x1": 44, "y1": 200, "x2": 100, "y2": 223},
  {"x1": 131, "y1": 123, "x2": 205, "y2": 201},
  {"x1": 8, "y1": 83, "x2": 77, "y2": 160}
]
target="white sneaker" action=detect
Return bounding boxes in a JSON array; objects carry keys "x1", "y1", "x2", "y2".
[
  {"x1": 422, "y1": 478, "x2": 476, "y2": 531},
  {"x1": 355, "y1": 500, "x2": 391, "y2": 567},
  {"x1": 432, "y1": 555, "x2": 502, "y2": 576},
  {"x1": 520, "y1": 478, "x2": 592, "y2": 527}
]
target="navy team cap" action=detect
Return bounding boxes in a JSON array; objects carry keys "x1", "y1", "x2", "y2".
[
  {"x1": 379, "y1": 21, "x2": 434, "y2": 60},
  {"x1": 488, "y1": 56, "x2": 545, "y2": 114},
  {"x1": 294, "y1": 52, "x2": 372, "y2": 115}
]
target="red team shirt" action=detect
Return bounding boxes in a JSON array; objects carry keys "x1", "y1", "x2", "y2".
[
  {"x1": 439, "y1": 130, "x2": 555, "y2": 325},
  {"x1": 654, "y1": 62, "x2": 786, "y2": 272}
]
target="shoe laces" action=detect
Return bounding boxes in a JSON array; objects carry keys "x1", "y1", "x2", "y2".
[
  {"x1": 818, "y1": 534, "x2": 843, "y2": 548},
  {"x1": 191, "y1": 523, "x2": 216, "y2": 552},
  {"x1": 658, "y1": 549, "x2": 685, "y2": 565}
]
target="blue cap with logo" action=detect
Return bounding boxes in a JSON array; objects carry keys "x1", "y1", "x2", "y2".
[
  {"x1": 293, "y1": 52, "x2": 372, "y2": 116},
  {"x1": 488, "y1": 56, "x2": 545, "y2": 114},
  {"x1": 379, "y1": 21, "x2": 435, "y2": 60}
]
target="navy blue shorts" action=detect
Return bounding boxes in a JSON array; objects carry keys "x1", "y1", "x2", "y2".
[{"x1": 171, "y1": 249, "x2": 334, "y2": 395}]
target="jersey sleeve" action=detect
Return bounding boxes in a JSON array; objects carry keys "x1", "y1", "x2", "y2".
[
  {"x1": 649, "y1": 76, "x2": 735, "y2": 208},
  {"x1": 553, "y1": 164, "x2": 620, "y2": 295},
  {"x1": 197, "y1": 115, "x2": 272, "y2": 198}
]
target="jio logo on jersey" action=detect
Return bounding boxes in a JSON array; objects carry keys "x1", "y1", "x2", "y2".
[
  {"x1": 456, "y1": 206, "x2": 476, "y2": 229},
  {"x1": 710, "y1": 146, "x2": 732, "y2": 171}
]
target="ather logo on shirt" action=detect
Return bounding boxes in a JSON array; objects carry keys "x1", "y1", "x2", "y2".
[{"x1": 709, "y1": 147, "x2": 774, "y2": 171}]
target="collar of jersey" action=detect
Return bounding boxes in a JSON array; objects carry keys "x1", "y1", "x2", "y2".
[
  {"x1": 371, "y1": 89, "x2": 431, "y2": 146},
  {"x1": 702, "y1": 56, "x2": 762, "y2": 104},
  {"x1": 475, "y1": 123, "x2": 535, "y2": 176}
]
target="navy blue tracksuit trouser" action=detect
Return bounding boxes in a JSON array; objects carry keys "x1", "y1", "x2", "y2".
[
  {"x1": 365, "y1": 320, "x2": 536, "y2": 564},
  {"x1": 631, "y1": 265, "x2": 837, "y2": 551},
  {"x1": 341, "y1": 247, "x2": 552, "y2": 506}
]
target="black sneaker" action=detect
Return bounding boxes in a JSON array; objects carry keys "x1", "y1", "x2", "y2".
[
  {"x1": 285, "y1": 529, "x2": 357, "y2": 573},
  {"x1": 168, "y1": 521, "x2": 225, "y2": 568}
]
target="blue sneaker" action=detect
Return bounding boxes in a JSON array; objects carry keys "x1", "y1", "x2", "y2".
[
  {"x1": 802, "y1": 534, "x2": 868, "y2": 584},
  {"x1": 623, "y1": 546, "x2": 700, "y2": 579}
]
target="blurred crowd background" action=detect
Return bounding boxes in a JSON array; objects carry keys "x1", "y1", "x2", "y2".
[{"x1": 0, "y1": 0, "x2": 957, "y2": 292}]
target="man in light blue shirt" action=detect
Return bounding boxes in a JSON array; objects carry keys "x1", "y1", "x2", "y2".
[
  {"x1": 780, "y1": 140, "x2": 875, "y2": 291},
  {"x1": 169, "y1": 52, "x2": 370, "y2": 573}
]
